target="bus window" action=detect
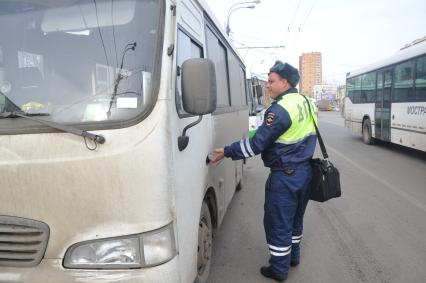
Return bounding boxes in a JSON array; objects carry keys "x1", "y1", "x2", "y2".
[
  {"x1": 228, "y1": 54, "x2": 246, "y2": 107},
  {"x1": 361, "y1": 72, "x2": 376, "y2": 103},
  {"x1": 415, "y1": 55, "x2": 426, "y2": 102},
  {"x1": 238, "y1": 67, "x2": 248, "y2": 106},
  {"x1": 353, "y1": 76, "x2": 361, "y2": 103},
  {"x1": 384, "y1": 71, "x2": 392, "y2": 108},
  {"x1": 376, "y1": 72, "x2": 383, "y2": 108},
  {"x1": 206, "y1": 27, "x2": 231, "y2": 108},
  {"x1": 346, "y1": 77, "x2": 355, "y2": 101},
  {"x1": 175, "y1": 30, "x2": 203, "y2": 115},
  {"x1": 394, "y1": 60, "x2": 415, "y2": 102}
]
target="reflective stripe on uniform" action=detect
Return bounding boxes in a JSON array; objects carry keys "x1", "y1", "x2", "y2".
[
  {"x1": 239, "y1": 140, "x2": 250, "y2": 158},
  {"x1": 270, "y1": 250, "x2": 291, "y2": 257},
  {"x1": 245, "y1": 138, "x2": 255, "y2": 156},
  {"x1": 268, "y1": 244, "x2": 291, "y2": 256},
  {"x1": 292, "y1": 235, "x2": 303, "y2": 244},
  {"x1": 268, "y1": 244, "x2": 291, "y2": 251}
]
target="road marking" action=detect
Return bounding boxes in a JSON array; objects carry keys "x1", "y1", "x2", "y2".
[{"x1": 326, "y1": 145, "x2": 426, "y2": 214}]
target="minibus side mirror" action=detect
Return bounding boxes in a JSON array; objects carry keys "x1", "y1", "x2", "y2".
[
  {"x1": 178, "y1": 59, "x2": 217, "y2": 151},
  {"x1": 181, "y1": 58, "x2": 217, "y2": 115}
]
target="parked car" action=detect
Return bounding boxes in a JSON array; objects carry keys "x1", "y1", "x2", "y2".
[{"x1": 317, "y1": 99, "x2": 332, "y2": 111}]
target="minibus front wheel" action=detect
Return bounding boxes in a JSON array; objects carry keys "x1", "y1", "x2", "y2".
[{"x1": 196, "y1": 202, "x2": 212, "y2": 283}]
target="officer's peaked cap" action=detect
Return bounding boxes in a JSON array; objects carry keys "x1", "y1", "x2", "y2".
[{"x1": 269, "y1": 61, "x2": 300, "y2": 87}]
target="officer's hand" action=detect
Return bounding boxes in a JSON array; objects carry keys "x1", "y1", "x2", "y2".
[{"x1": 209, "y1": 148, "x2": 225, "y2": 164}]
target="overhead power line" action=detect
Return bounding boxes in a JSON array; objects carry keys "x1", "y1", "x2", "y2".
[
  {"x1": 285, "y1": 0, "x2": 318, "y2": 55},
  {"x1": 285, "y1": 0, "x2": 303, "y2": 39}
]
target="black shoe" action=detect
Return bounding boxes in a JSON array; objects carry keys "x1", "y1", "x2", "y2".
[
  {"x1": 260, "y1": 266, "x2": 287, "y2": 282},
  {"x1": 290, "y1": 260, "x2": 299, "y2": 267}
]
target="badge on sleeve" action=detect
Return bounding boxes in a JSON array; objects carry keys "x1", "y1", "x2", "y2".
[{"x1": 266, "y1": 112, "x2": 275, "y2": 126}]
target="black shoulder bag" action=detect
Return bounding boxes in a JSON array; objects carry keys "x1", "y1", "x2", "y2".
[{"x1": 301, "y1": 95, "x2": 342, "y2": 202}]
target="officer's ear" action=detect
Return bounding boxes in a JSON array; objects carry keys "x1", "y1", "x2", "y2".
[{"x1": 281, "y1": 77, "x2": 290, "y2": 87}]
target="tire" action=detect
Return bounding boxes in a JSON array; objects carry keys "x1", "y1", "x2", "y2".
[
  {"x1": 362, "y1": 118, "x2": 374, "y2": 145},
  {"x1": 196, "y1": 202, "x2": 213, "y2": 283}
]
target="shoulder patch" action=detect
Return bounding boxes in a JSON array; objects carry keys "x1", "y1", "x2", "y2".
[{"x1": 266, "y1": 112, "x2": 276, "y2": 126}]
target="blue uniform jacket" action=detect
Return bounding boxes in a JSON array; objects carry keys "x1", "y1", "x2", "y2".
[{"x1": 224, "y1": 88, "x2": 317, "y2": 170}]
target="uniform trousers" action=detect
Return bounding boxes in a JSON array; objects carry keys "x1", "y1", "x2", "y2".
[{"x1": 263, "y1": 162, "x2": 312, "y2": 276}]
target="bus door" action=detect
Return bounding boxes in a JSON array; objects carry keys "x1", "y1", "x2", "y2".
[{"x1": 375, "y1": 69, "x2": 392, "y2": 141}]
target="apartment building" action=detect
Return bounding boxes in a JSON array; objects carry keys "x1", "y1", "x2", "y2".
[{"x1": 299, "y1": 52, "x2": 322, "y2": 97}]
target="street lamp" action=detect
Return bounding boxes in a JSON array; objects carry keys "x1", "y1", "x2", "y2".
[
  {"x1": 226, "y1": 0, "x2": 261, "y2": 36},
  {"x1": 228, "y1": 0, "x2": 261, "y2": 12},
  {"x1": 226, "y1": 5, "x2": 254, "y2": 36}
]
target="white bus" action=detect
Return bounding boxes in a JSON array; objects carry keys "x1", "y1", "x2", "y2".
[
  {"x1": 344, "y1": 38, "x2": 426, "y2": 152},
  {"x1": 0, "y1": 1, "x2": 248, "y2": 282}
]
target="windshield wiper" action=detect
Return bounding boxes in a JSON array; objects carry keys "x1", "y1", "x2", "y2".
[
  {"x1": 1, "y1": 90, "x2": 105, "y2": 146},
  {"x1": 0, "y1": 111, "x2": 50, "y2": 118},
  {"x1": 0, "y1": 110, "x2": 106, "y2": 145}
]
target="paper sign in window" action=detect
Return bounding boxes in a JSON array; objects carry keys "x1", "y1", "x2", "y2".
[{"x1": 117, "y1": 97, "x2": 138, "y2": 109}]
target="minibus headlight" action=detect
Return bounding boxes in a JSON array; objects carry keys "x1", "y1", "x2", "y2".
[
  {"x1": 64, "y1": 237, "x2": 141, "y2": 268},
  {"x1": 63, "y1": 223, "x2": 176, "y2": 269},
  {"x1": 141, "y1": 224, "x2": 176, "y2": 266}
]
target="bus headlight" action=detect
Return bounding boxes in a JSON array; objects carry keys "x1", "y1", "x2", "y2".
[{"x1": 63, "y1": 223, "x2": 176, "y2": 269}]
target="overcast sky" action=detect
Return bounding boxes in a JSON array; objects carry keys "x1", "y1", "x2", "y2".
[{"x1": 204, "y1": 0, "x2": 426, "y2": 84}]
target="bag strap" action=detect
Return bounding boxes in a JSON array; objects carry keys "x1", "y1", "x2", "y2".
[{"x1": 300, "y1": 94, "x2": 329, "y2": 159}]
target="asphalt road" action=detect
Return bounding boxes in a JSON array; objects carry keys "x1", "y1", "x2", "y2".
[{"x1": 208, "y1": 111, "x2": 426, "y2": 283}]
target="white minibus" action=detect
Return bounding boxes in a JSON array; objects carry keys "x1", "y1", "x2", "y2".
[{"x1": 0, "y1": 0, "x2": 248, "y2": 282}]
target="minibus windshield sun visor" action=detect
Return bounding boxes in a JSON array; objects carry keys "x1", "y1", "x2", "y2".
[{"x1": 0, "y1": 0, "x2": 161, "y2": 128}]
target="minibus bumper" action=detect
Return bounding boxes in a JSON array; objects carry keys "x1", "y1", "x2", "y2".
[{"x1": 0, "y1": 256, "x2": 180, "y2": 283}]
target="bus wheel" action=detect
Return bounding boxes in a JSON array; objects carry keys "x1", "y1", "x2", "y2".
[
  {"x1": 196, "y1": 202, "x2": 212, "y2": 283},
  {"x1": 362, "y1": 118, "x2": 374, "y2": 145}
]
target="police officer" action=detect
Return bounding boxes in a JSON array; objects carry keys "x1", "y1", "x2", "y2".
[{"x1": 209, "y1": 61, "x2": 317, "y2": 281}]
